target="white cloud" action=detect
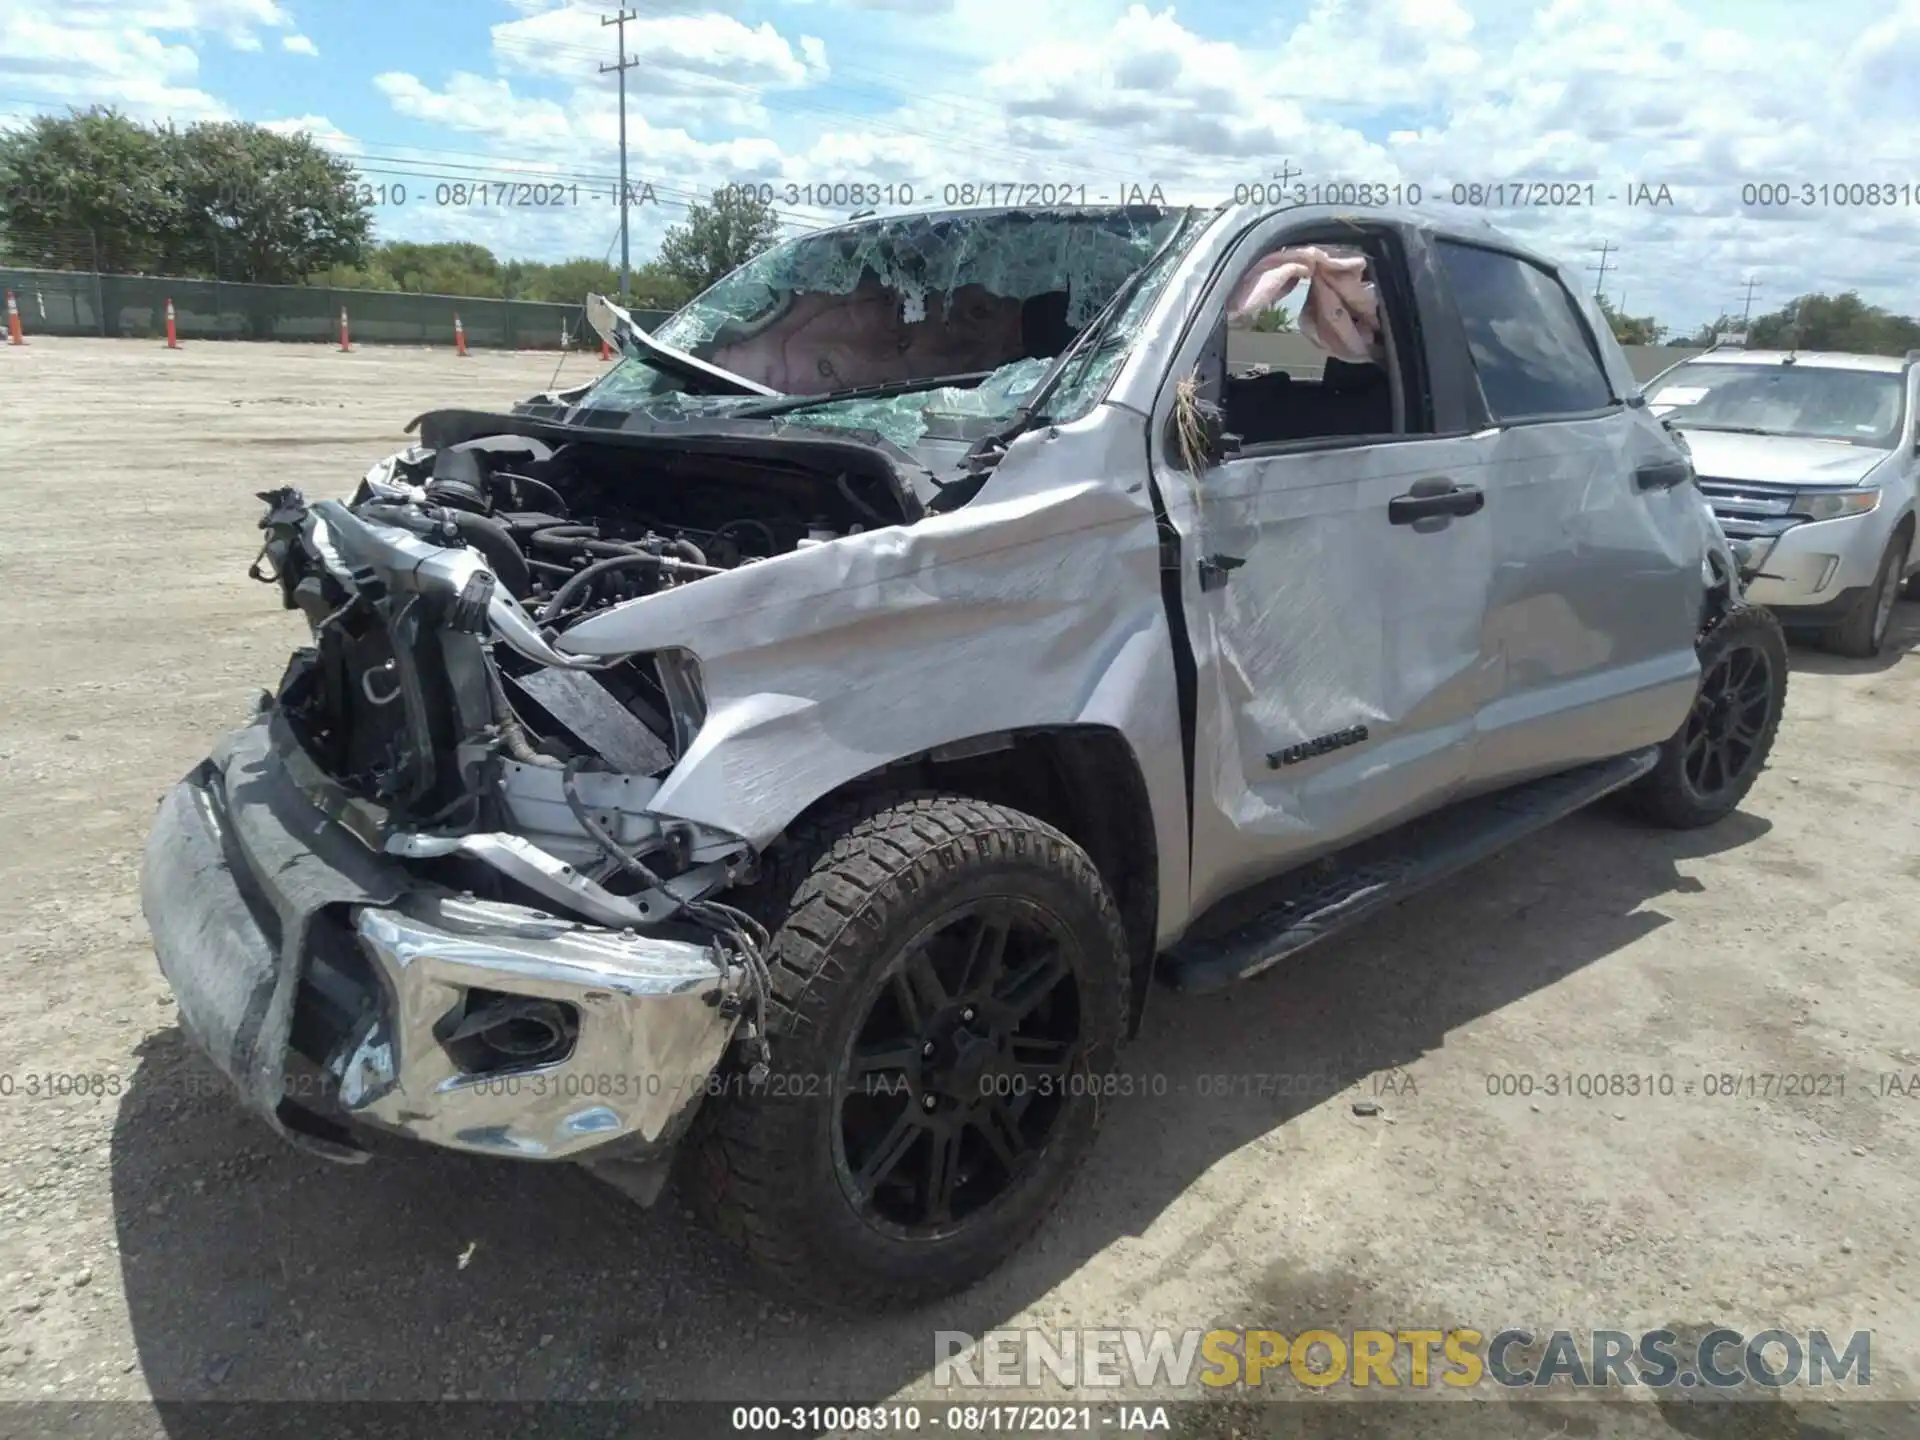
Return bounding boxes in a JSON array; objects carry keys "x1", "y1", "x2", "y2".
[
  {"x1": 22, "y1": 0, "x2": 1906, "y2": 332},
  {"x1": 0, "y1": 4, "x2": 230, "y2": 120},
  {"x1": 0, "y1": 0, "x2": 299, "y2": 120},
  {"x1": 375, "y1": 71, "x2": 578, "y2": 148},
  {"x1": 490, "y1": 3, "x2": 822, "y2": 91},
  {"x1": 260, "y1": 113, "x2": 353, "y2": 151}
]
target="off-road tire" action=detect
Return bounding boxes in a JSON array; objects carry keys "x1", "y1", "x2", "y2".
[
  {"x1": 1823, "y1": 529, "x2": 1910, "y2": 659},
  {"x1": 684, "y1": 794, "x2": 1129, "y2": 1311},
  {"x1": 1627, "y1": 605, "x2": 1788, "y2": 829}
]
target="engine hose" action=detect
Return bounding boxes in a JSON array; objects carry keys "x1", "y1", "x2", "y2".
[
  {"x1": 528, "y1": 525, "x2": 601, "y2": 552},
  {"x1": 442, "y1": 511, "x2": 530, "y2": 596},
  {"x1": 665, "y1": 536, "x2": 708, "y2": 566},
  {"x1": 531, "y1": 526, "x2": 706, "y2": 568},
  {"x1": 357, "y1": 503, "x2": 532, "y2": 597},
  {"x1": 539, "y1": 552, "x2": 664, "y2": 623},
  {"x1": 538, "y1": 551, "x2": 725, "y2": 624},
  {"x1": 485, "y1": 662, "x2": 561, "y2": 768}
]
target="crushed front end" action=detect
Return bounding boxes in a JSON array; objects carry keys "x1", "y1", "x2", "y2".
[{"x1": 139, "y1": 440, "x2": 815, "y2": 1189}]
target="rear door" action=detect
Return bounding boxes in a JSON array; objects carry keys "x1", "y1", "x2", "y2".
[
  {"x1": 1145, "y1": 217, "x2": 1504, "y2": 920},
  {"x1": 1423, "y1": 240, "x2": 1704, "y2": 792}
]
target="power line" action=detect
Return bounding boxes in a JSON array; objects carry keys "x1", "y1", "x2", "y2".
[{"x1": 1739, "y1": 276, "x2": 1760, "y2": 324}]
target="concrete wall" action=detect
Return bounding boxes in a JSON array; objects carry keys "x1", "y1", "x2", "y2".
[{"x1": 1229, "y1": 331, "x2": 1704, "y2": 386}]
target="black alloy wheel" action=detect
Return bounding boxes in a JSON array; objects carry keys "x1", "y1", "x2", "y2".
[
  {"x1": 1628, "y1": 605, "x2": 1788, "y2": 829},
  {"x1": 1680, "y1": 639, "x2": 1777, "y2": 801},
  {"x1": 833, "y1": 898, "x2": 1080, "y2": 1237}
]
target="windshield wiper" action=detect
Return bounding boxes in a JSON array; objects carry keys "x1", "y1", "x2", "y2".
[
  {"x1": 726, "y1": 371, "x2": 999, "y2": 420},
  {"x1": 1672, "y1": 423, "x2": 1775, "y2": 435}
]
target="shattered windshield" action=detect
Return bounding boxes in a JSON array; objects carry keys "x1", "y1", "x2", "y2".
[{"x1": 574, "y1": 206, "x2": 1206, "y2": 449}]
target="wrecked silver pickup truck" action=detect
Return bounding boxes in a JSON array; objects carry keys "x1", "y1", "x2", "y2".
[{"x1": 143, "y1": 202, "x2": 1787, "y2": 1309}]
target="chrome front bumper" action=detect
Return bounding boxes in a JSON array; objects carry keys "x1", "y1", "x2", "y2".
[
  {"x1": 140, "y1": 714, "x2": 742, "y2": 1166},
  {"x1": 338, "y1": 897, "x2": 737, "y2": 1158}
]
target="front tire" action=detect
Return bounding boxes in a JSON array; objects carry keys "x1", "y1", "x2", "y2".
[
  {"x1": 1628, "y1": 605, "x2": 1788, "y2": 829},
  {"x1": 1823, "y1": 529, "x2": 1909, "y2": 659},
  {"x1": 686, "y1": 795, "x2": 1129, "y2": 1311}
]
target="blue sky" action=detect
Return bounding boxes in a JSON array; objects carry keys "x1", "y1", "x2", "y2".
[{"x1": 3, "y1": 0, "x2": 1916, "y2": 329}]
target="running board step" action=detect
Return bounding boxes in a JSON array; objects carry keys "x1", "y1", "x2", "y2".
[{"x1": 1161, "y1": 749, "x2": 1660, "y2": 995}]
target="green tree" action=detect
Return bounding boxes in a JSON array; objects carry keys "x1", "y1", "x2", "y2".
[
  {"x1": 1747, "y1": 292, "x2": 1920, "y2": 355},
  {"x1": 0, "y1": 108, "x2": 368, "y2": 281},
  {"x1": 516, "y1": 255, "x2": 619, "y2": 303},
  {"x1": 167, "y1": 121, "x2": 369, "y2": 282},
  {"x1": 629, "y1": 260, "x2": 695, "y2": 311},
  {"x1": 1595, "y1": 293, "x2": 1665, "y2": 346},
  {"x1": 657, "y1": 188, "x2": 784, "y2": 295},
  {"x1": 367, "y1": 240, "x2": 502, "y2": 296},
  {"x1": 1249, "y1": 305, "x2": 1294, "y2": 333},
  {"x1": 0, "y1": 107, "x2": 181, "y2": 272}
]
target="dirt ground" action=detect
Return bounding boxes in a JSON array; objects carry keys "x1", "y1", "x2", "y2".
[{"x1": 2, "y1": 336, "x2": 1918, "y2": 1438}]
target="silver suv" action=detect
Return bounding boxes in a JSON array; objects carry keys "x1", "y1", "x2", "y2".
[
  {"x1": 142, "y1": 203, "x2": 1789, "y2": 1309},
  {"x1": 1646, "y1": 346, "x2": 1919, "y2": 656}
]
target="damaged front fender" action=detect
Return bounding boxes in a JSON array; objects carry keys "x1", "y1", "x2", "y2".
[{"x1": 548, "y1": 409, "x2": 1196, "y2": 945}]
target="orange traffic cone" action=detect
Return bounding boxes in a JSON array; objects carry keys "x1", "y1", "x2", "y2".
[
  {"x1": 5, "y1": 290, "x2": 23, "y2": 346},
  {"x1": 338, "y1": 307, "x2": 351, "y2": 352},
  {"x1": 454, "y1": 313, "x2": 468, "y2": 357},
  {"x1": 164, "y1": 297, "x2": 179, "y2": 349}
]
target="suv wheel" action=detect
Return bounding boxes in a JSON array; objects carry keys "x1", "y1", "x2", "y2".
[
  {"x1": 1628, "y1": 606, "x2": 1788, "y2": 829},
  {"x1": 686, "y1": 794, "x2": 1128, "y2": 1310},
  {"x1": 1823, "y1": 529, "x2": 1910, "y2": 659}
]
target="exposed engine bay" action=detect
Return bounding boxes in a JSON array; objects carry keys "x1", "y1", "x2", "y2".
[
  {"x1": 362, "y1": 427, "x2": 914, "y2": 622},
  {"x1": 245, "y1": 423, "x2": 921, "y2": 951}
]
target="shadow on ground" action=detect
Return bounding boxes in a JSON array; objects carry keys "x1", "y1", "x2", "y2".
[{"x1": 111, "y1": 801, "x2": 1841, "y2": 1438}]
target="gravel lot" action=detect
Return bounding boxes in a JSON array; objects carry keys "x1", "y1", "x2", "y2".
[{"x1": 2, "y1": 337, "x2": 1917, "y2": 1438}]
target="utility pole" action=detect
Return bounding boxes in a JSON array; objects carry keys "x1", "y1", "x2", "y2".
[
  {"x1": 601, "y1": 9, "x2": 639, "y2": 302},
  {"x1": 1739, "y1": 276, "x2": 1759, "y2": 324},
  {"x1": 1587, "y1": 241, "x2": 1615, "y2": 302}
]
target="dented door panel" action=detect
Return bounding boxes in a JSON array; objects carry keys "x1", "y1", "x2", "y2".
[
  {"x1": 1470, "y1": 413, "x2": 1705, "y2": 790},
  {"x1": 1160, "y1": 436, "x2": 1499, "y2": 918}
]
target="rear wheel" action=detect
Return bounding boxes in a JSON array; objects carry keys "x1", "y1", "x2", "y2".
[
  {"x1": 1822, "y1": 530, "x2": 1909, "y2": 658},
  {"x1": 685, "y1": 795, "x2": 1128, "y2": 1310},
  {"x1": 1628, "y1": 605, "x2": 1788, "y2": 829}
]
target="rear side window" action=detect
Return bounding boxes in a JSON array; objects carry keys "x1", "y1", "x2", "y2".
[{"x1": 1435, "y1": 241, "x2": 1615, "y2": 420}]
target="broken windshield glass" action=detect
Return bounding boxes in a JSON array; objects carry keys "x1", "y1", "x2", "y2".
[{"x1": 572, "y1": 206, "x2": 1209, "y2": 449}]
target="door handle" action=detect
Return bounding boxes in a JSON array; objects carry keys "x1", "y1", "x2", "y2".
[
  {"x1": 1634, "y1": 457, "x2": 1692, "y2": 491},
  {"x1": 1388, "y1": 478, "x2": 1484, "y2": 526}
]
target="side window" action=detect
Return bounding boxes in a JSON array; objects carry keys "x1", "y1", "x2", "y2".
[
  {"x1": 1217, "y1": 242, "x2": 1405, "y2": 448},
  {"x1": 1433, "y1": 241, "x2": 1615, "y2": 420}
]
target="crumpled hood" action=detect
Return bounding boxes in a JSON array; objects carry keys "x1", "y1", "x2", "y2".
[{"x1": 1676, "y1": 428, "x2": 1890, "y2": 487}]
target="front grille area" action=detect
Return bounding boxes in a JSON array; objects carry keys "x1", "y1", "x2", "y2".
[{"x1": 1694, "y1": 478, "x2": 1802, "y2": 541}]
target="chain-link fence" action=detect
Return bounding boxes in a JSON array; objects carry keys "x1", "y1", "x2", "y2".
[{"x1": 0, "y1": 265, "x2": 673, "y2": 349}]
